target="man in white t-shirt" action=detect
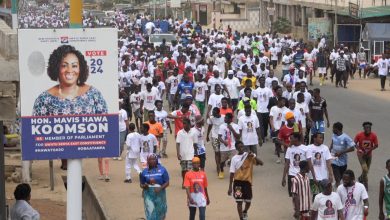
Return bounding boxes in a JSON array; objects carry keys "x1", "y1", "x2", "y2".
[
  {"x1": 207, "y1": 84, "x2": 224, "y2": 117},
  {"x1": 337, "y1": 170, "x2": 369, "y2": 220},
  {"x1": 155, "y1": 100, "x2": 172, "y2": 158},
  {"x1": 206, "y1": 107, "x2": 225, "y2": 176},
  {"x1": 140, "y1": 83, "x2": 159, "y2": 121},
  {"x1": 293, "y1": 82, "x2": 312, "y2": 106},
  {"x1": 308, "y1": 133, "x2": 334, "y2": 197},
  {"x1": 139, "y1": 123, "x2": 158, "y2": 168},
  {"x1": 253, "y1": 76, "x2": 273, "y2": 141},
  {"x1": 282, "y1": 133, "x2": 316, "y2": 197},
  {"x1": 194, "y1": 74, "x2": 208, "y2": 115},
  {"x1": 215, "y1": 53, "x2": 227, "y2": 77},
  {"x1": 166, "y1": 69, "x2": 181, "y2": 110},
  {"x1": 176, "y1": 118, "x2": 197, "y2": 186},
  {"x1": 124, "y1": 123, "x2": 142, "y2": 183},
  {"x1": 139, "y1": 71, "x2": 153, "y2": 92},
  {"x1": 207, "y1": 70, "x2": 224, "y2": 94},
  {"x1": 282, "y1": 51, "x2": 292, "y2": 79},
  {"x1": 223, "y1": 70, "x2": 241, "y2": 110},
  {"x1": 218, "y1": 113, "x2": 240, "y2": 179},
  {"x1": 238, "y1": 105, "x2": 262, "y2": 155},
  {"x1": 118, "y1": 103, "x2": 129, "y2": 160},
  {"x1": 311, "y1": 179, "x2": 344, "y2": 220}
]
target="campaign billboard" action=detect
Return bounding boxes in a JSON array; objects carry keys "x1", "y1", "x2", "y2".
[
  {"x1": 308, "y1": 18, "x2": 332, "y2": 41},
  {"x1": 18, "y1": 28, "x2": 119, "y2": 160}
]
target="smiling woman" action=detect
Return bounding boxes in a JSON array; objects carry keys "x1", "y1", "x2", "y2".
[
  {"x1": 31, "y1": 45, "x2": 108, "y2": 170},
  {"x1": 32, "y1": 45, "x2": 108, "y2": 116}
]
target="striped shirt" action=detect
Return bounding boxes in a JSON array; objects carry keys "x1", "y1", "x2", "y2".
[{"x1": 291, "y1": 173, "x2": 312, "y2": 212}]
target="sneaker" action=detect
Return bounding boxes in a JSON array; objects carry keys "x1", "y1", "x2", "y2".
[
  {"x1": 112, "y1": 157, "x2": 117, "y2": 160},
  {"x1": 117, "y1": 157, "x2": 122, "y2": 161},
  {"x1": 218, "y1": 172, "x2": 224, "y2": 179},
  {"x1": 105, "y1": 176, "x2": 110, "y2": 182},
  {"x1": 276, "y1": 158, "x2": 281, "y2": 164},
  {"x1": 124, "y1": 179, "x2": 132, "y2": 183},
  {"x1": 242, "y1": 212, "x2": 248, "y2": 220},
  {"x1": 98, "y1": 175, "x2": 105, "y2": 180}
]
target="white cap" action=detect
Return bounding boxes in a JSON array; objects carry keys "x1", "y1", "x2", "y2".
[{"x1": 228, "y1": 70, "x2": 234, "y2": 75}]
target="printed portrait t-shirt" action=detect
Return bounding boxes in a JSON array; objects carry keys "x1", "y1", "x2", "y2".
[
  {"x1": 183, "y1": 170, "x2": 208, "y2": 207},
  {"x1": 285, "y1": 144, "x2": 311, "y2": 176},
  {"x1": 336, "y1": 182, "x2": 368, "y2": 220},
  {"x1": 307, "y1": 144, "x2": 332, "y2": 180},
  {"x1": 238, "y1": 114, "x2": 260, "y2": 146},
  {"x1": 312, "y1": 192, "x2": 344, "y2": 220}
]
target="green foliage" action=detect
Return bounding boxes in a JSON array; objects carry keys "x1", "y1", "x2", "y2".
[{"x1": 272, "y1": 17, "x2": 292, "y2": 34}]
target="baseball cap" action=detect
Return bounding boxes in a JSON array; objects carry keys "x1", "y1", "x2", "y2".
[
  {"x1": 285, "y1": 112, "x2": 294, "y2": 120},
  {"x1": 228, "y1": 70, "x2": 234, "y2": 75},
  {"x1": 185, "y1": 94, "x2": 193, "y2": 100}
]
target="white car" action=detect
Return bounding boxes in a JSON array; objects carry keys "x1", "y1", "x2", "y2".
[{"x1": 149, "y1": 34, "x2": 177, "y2": 47}]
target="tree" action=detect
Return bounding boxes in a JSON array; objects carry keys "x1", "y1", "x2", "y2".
[{"x1": 272, "y1": 17, "x2": 292, "y2": 34}]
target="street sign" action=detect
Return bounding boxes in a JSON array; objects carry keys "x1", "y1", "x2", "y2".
[
  {"x1": 349, "y1": 2, "x2": 359, "y2": 18},
  {"x1": 18, "y1": 28, "x2": 119, "y2": 160},
  {"x1": 267, "y1": 7, "x2": 275, "y2": 16}
]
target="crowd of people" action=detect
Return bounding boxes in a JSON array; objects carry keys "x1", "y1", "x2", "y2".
[
  {"x1": 112, "y1": 14, "x2": 390, "y2": 220},
  {"x1": 12, "y1": 5, "x2": 390, "y2": 220}
]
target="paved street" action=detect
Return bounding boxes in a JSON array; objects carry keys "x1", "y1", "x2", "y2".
[{"x1": 82, "y1": 75, "x2": 390, "y2": 220}]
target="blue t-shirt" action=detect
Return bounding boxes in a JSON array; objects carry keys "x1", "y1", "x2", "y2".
[
  {"x1": 178, "y1": 81, "x2": 194, "y2": 99},
  {"x1": 331, "y1": 133, "x2": 355, "y2": 166},
  {"x1": 140, "y1": 165, "x2": 169, "y2": 186}
]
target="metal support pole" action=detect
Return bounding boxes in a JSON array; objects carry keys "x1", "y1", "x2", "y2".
[
  {"x1": 11, "y1": 0, "x2": 18, "y2": 29},
  {"x1": 334, "y1": 0, "x2": 338, "y2": 47},
  {"x1": 165, "y1": 0, "x2": 167, "y2": 17},
  {"x1": 0, "y1": 121, "x2": 6, "y2": 220},
  {"x1": 49, "y1": 160, "x2": 54, "y2": 191},
  {"x1": 154, "y1": 0, "x2": 156, "y2": 20},
  {"x1": 68, "y1": 0, "x2": 83, "y2": 220}
]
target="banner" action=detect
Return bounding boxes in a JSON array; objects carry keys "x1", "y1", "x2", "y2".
[
  {"x1": 18, "y1": 28, "x2": 119, "y2": 160},
  {"x1": 308, "y1": 18, "x2": 332, "y2": 41}
]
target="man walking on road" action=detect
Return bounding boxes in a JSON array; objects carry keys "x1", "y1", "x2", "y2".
[
  {"x1": 228, "y1": 141, "x2": 263, "y2": 220},
  {"x1": 337, "y1": 170, "x2": 369, "y2": 220},
  {"x1": 354, "y1": 121, "x2": 378, "y2": 190},
  {"x1": 330, "y1": 122, "x2": 355, "y2": 187},
  {"x1": 334, "y1": 50, "x2": 347, "y2": 88},
  {"x1": 379, "y1": 159, "x2": 390, "y2": 220},
  {"x1": 291, "y1": 160, "x2": 312, "y2": 220},
  {"x1": 311, "y1": 179, "x2": 345, "y2": 220},
  {"x1": 177, "y1": 118, "x2": 197, "y2": 187},
  {"x1": 309, "y1": 88, "x2": 330, "y2": 143}
]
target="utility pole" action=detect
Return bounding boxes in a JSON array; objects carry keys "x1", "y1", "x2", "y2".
[
  {"x1": 334, "y1": 0, "x2": 338, "y2": 47},
  {"x1": 270, "y1": 0, "x2": 274, "y2": 33},
  {"x1": 154, "y1": 0, "x2": 156, "y2": 20},
  {"x1": 68, "y1": 0, "x2": 83, "y2": 219},
  {"x1": 0, "y1": 122, "x2": 6, "y2": 220},
  {"x1": 165, "y1": 0, "x2": 167, "y2": 18},
  {"x1": 11, "y1": 0, "x2": 17, "y2": 29}
]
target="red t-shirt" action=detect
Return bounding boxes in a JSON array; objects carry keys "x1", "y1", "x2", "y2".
[
  {"x1": 205, "y1": 71, "x2": 214, "y2": 83},
  {"x1": 354, "y1": 132, "x2": 378, "y2": 156},
  {"x1": 164, "y1": 59, "x2": 177, "y2": 69},
  {"x1": 183, "y1": 170, "x2": 208, "y2": 207},
  {"x1": 278, "y1": 123, "x2": 302, "y2": 147},
  {"x1": 172, "y1": 110, "x2": 191, "y2": 135}
]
